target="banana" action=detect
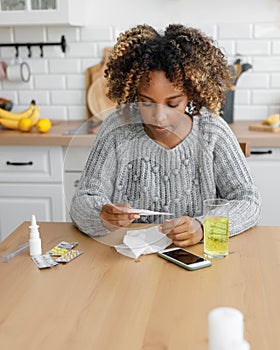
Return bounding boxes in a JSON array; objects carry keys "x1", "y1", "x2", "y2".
[
  {"x1": 0, "y1": 100, "x2": 35, "y2": 121},
  {"x1": 0, "y1": 103, "x2": 40, "y2": 130},
  {"x1": 29, "y1": 105, "x2": 40, "y2": 126},
  {"x1": 0, "y1": 117, "x2": 19, "y2": 130}
]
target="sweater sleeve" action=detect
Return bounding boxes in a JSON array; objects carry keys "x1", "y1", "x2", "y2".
[
  {"x1": 69, "y1": 120, "x2": 119, "y2": 237},
  {"x1": 209, "y1": 117, "x2": 262, "y2": 236}
]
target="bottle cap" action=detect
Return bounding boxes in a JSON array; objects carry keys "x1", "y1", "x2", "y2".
[{"x1": 29, "y1": 214, "x2": 40, "y2": 239}]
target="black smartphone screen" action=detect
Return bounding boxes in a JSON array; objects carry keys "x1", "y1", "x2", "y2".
[{"x1": 163, "y1": 249, "x2": 205, "y2": 265}]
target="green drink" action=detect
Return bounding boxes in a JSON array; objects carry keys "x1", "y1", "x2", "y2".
[
  {"x1": 203, "y1": 199, "x2": 229, "y2": 258},
  {"x1": 204, "y1": 216, "x2": 229, "y2": 258}
]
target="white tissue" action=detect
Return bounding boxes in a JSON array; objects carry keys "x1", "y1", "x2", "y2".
[{"x1": 114, "y1": 226, "x2": 172, "y2": 259}]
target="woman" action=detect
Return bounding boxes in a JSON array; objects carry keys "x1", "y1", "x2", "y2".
[{"x1": 70, "y1": 24, "x2": 261, "y2": 247}]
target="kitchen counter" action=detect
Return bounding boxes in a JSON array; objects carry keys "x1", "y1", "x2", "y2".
[
  {"x1": 0, "y1": 119, "x2": 279, "y2": 147},
  {"x1": 230, "y1": 120, "x2": 280, "y2": 147},
  {"x1": 0, "y1": 120, "x2": 96, "y2": 147}
]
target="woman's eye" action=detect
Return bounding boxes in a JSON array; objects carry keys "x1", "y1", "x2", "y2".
[
  {"x1": 141, "y1": 102, "x2": 153, "y2": 107},
  {"x1": 168, "y1": 104, "x2": 179, "y2": 108}
]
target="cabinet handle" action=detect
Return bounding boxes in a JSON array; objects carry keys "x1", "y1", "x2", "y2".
[
  {"x1": 250, "y1": 150, "x2": 272, "y2": 155},
  {"x1": 6, "y1": 161, "x2": 33, "y2": 166}
]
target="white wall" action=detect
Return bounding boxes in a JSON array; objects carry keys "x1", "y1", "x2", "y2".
[
  {"x1": 0, "y1": 1, "x2": 279, "y2": 122},
  {"x1": 86, "y1": 0, "x2": 280, "y2": 25}
]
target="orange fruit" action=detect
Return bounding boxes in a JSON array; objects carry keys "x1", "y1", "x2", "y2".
[
  {"x1": 36, "y1": 118, "x2": 52, "y2": 133},
  {"x1": 18, "y1": 117, "x2": 33, "y2": 132}
]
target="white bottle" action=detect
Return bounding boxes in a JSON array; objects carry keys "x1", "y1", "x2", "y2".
[{"x1": 29, "y1": 214, "x2": 42, "y2": 256}]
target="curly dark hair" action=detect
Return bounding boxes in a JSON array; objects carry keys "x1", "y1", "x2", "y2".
[{"x1": 104, "y1": 24, "x2": 232, "y2": 116}]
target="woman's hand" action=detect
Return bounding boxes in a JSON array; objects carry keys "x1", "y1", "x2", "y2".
[
  {"x1": 158, "y1": 216, "x2": 203, "y2": 247},
  {"x1": 100, "y1": 203, "x2": 140, "y2": 231}
]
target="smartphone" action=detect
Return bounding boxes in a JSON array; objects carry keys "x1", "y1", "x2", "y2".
[{"x1": 157, "y1": 247, "x2": 212, "y2": 271}]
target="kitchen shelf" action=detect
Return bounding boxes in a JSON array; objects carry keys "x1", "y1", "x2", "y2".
[{"x1": 0, "y1": 0, "x2": 87, "y2": 26}]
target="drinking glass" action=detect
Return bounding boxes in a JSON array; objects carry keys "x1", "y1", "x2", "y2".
[{"x1": 203, "y1": 199, "x2": 229, "y2": 258}]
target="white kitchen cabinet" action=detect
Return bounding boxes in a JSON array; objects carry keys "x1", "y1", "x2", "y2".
[
  {"x1": 246, "y1": 147, "x2": 280, "y2": 226},
  {"x1": 0, "y1": 0, "x2": 87, "y2": 26},
  {"x1": 0, "y1": 145, "x2": 66, "y2": 241},
  {"x1": 63, "y1": 146, "x2": 91, "y2": 221}
]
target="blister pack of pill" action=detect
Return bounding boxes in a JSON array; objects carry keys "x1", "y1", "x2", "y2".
[
  {"x1": 32, "y1": 253, "x2": 59, "y2": 269},
  {"x1": 56, "y1": 249, "x2": 84, "y2": 263},
  {"x1": 48, "y1": 241, "x2": 78, "y2": 256}
]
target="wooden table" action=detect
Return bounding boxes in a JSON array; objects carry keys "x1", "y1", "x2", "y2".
[{"x1": 0, "y1": 222, "x2": 279, "y2": 350}]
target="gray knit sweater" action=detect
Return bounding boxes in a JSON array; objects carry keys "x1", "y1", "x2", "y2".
[{"x1": 70, "y1": 107, "x2": 261, "y2": 237}]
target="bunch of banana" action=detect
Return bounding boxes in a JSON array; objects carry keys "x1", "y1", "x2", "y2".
[
  {"x1": 262, "y1": 113, "x2": 280, "y2": 128},
  {"x1": 0, "y1": 100, "x2": 40, "y2": 130}
]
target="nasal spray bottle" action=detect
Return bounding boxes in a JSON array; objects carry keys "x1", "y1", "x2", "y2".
[{"x1": 29, "y1": 215, "x2": 42, "y2": 257}]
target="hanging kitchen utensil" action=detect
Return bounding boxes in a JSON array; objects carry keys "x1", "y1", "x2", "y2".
[
  {"x1": 233, "y1": 63, "x2": 242, "y2": 84},
  {"x1": 241, "y1": 63, "x2": 252, "y2": 74},
  {"x1": 220, "y1": 55, "x2": 253, "y2": 124}
]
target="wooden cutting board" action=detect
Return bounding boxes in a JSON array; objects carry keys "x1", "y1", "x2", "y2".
[
  {"x1": 85, "y1": 47, "x2": 116, "y2": 121},
  {"x1": 249, "y1": 123, "x2": 280, "y2": 132}
]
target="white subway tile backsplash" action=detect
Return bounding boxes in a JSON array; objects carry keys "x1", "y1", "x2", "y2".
[
  {"x1": 2, "y1": 79, "x2": 33, "y2": 90},
  {"x1": 188, "y1": 23, "x2": 217, "y2": 39},
  {"x1": 51, "y1": 91, "x2": 85, "y2": 105},
  {"x1": 67, "y1": 106, "x2": 87, "y2": 120},
  {"x1": 271, "y1": 74, "x2": 280, "y2": 88},
  {"x1": 47, "y1": 27, "x2": 80, "y2": 42},
  {"x1": 80, "y1": 26, "x2": 113, "y2": 42},
  {"x1": 66, "y1": 75, "x2": 85, "y2": 89},
  {"x1": 0, "y1": 21, "x2": 279, "y2": 122},
  {"x1": 43, "y1": 46, "x2": 65, "y2": 58},
  {"x1": 19, "y1": 91, "x2": 50, "y2": 105},
  {"x1": 66, "y1": 43, "x2": 97, "y2": 58},
  {"x1": 236, "y1": 40, "x2": 270, "y2": 55},
  {"x1": 97, "y1": 42, "x2": 116, "y2": 57},
  {"x1": 272, "y1": 41, "x2": 280, "y2": 54},
  {"x1": 199, "y1": 24, "x2": 217, "y2": 39},
  {"x1": 217, "y1": 40, "x2": 235, "y2": 57},
  {"x1": 14, "y1": 26, "x2": 46, "y2": 42},
  {"x1": 39, "y1": 106, "x2": 67, "y2": 120},
  {"x1": 252, "y1": 90, "x2": 280, "y2": 104},
  {"x1": 49, "y1": 59, "x2": 80, "y2": 73},
  {"x1": 234, "y1": 105, "x2": 268, "y2": 121},
  {"x1": 0, "y1": 91, "x2": 18, "y2": 103},
  {"x1": 254, "y1": 23, "x2": 280, "y2": 38},
  {"x1": 218, "y1": 23, "x2": 253, "y2": 39},
  {"x1": 237, "y1": 73, "x2": 269, "y2": 88},
  {"x1": 0, "y1": 47, "x2": 17, "y2": 59},
  {"x1": 28, "y1": 59, "x2": 48, "y2": 74},
  {"x1": 34, "y1": 75, "x2": 65, "y2": 89},
  {"x1": 253, "y1": 57, "x2": 280, "y2": 72},
  {"x1": 268, "y1": 105, "x2": 280, "y2": 115},
  {"x1": 235, "y1": 90, "x2": 251, "y2": 105}
]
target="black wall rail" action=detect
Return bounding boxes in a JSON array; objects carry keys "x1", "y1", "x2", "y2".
[{"x1": 0, "y1": 35, "x2": 66, "y2": 58}]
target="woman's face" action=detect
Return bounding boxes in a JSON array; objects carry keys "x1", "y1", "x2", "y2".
[{"x1": 137, "y1": 70, "x2": 191, "y2": 148}]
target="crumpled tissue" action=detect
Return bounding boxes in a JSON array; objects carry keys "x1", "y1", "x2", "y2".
[{"x1": 114, "y1": 226, "x2": 172, "y2": 259}]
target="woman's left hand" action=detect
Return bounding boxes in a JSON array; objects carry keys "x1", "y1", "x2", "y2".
[{"x1": 158, "y1": 216, "x2": 203, "y2": 247}]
